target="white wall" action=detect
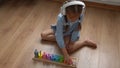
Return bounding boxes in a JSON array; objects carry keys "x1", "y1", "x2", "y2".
[{"x1": 86, "y1": 0, "x2": 120, "y2": 6}]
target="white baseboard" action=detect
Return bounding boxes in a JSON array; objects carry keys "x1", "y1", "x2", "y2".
[{"x1": 86, "y1": 0, "x2": 120, "y2": 6}]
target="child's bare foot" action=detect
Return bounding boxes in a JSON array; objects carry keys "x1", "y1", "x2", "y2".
[{"x1": 84, "y1": 40, "x2": 97, "y2": 49}]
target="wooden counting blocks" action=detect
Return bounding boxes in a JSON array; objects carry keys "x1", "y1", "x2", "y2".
[
  {"x1": 34, "y1": 49, "x2": 39, "y2": 58},
  {"x1": 33, "y1": 49, "x2": 77, "y2": 68},
  {"x1": 46, "y1": 54, "x2": 51, "y2": 60}
]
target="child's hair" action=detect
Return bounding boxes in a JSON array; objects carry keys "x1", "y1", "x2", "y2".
[
  {"x1": 64, "y1": 0, "x2": 83, "y2": 14},
  {"x1": 66, "y1": 5, "x2": 82, "y2": 14}
]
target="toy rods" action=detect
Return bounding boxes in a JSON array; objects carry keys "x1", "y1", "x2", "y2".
[{"x1": 32, "y1": 49, "x2": 77, "y2": 68}]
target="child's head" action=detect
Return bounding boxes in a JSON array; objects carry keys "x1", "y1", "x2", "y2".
[
  {"x1": 66, "y1": 5, "x2": 83, "y2": 22},
  {"x1": 61, "y1": 0, "x2": 85, "y2": 22}
]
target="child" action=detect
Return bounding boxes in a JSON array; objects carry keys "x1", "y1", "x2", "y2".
[{"x1": 41, "y1": 0, "x2": 97, "y2": 64}]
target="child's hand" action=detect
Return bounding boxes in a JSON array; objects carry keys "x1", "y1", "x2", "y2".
[
  {"x1": 61, "y1": 48, "x2": 73, "y2": 65},
  {"x1": 64, "y1": 55, "x2": 73, "y2": 65}
]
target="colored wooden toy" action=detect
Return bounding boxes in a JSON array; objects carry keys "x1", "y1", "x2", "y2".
[
  {"x1": 34, "y1": 49, "x2": 38, "y2": 58},
  {"x1": 33, "y1": 49, "x2": 77, "y2": 68}
]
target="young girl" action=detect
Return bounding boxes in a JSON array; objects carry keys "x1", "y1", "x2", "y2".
[{"x1": 41, "y1": 0, "x2": 97, "y2": 64}]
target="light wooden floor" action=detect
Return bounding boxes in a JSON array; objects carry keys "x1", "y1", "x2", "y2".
[{"x1": 0, "y1": 0, "x2": 120, "y2": 68}]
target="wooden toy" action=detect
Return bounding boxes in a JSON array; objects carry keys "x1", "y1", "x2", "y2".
[{"x1": 32, "y1": 49, "x2": 77, "y2": 68}]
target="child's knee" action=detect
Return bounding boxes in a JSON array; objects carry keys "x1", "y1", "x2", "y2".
[
  {"x1": 84, "y1": 40, "x2": 89, "y2": 43},
  {"x1": 41, "y1": 32, "x2": 47, "y2": 39}
]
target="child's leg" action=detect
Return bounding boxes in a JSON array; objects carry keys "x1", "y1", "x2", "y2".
[
  {"x1": 66, "y1": 40, "x2": 97, "y2": 54},
  {"x1": 41, "y1": 29, "x2": 71, "y2": 44},
  {"x1": 41, "y1": 29, "x2": 56, "y2": 42}
]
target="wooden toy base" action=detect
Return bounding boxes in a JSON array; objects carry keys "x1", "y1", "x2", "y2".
[{"x1": 32, "y1": 58, "x2": 76, "y2": 68}]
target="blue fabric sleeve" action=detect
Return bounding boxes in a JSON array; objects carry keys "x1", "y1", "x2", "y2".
[
  {"x1": 71, "y1": 31, "x2": 80, "y2": 42},
  {"x1": 55, "y1": 14, "x2": 65, "y2": 48},
  {"x1": 71, "y1": 22, "x2": 80, "y2": 42},
  {"x1": 71, "y1": 14, "x2": 84, "y2": 42}
]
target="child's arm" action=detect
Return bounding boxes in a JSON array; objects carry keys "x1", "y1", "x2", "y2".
[
  {"x1": 55, "y1": 16, "x2": 65, "y2": 48},
  {"x1": 61, "y1": 48, "x2": 73, "y2": 64},
  {"x1": 55, "y1": 14, "x2": 73, "y2": 64}
]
